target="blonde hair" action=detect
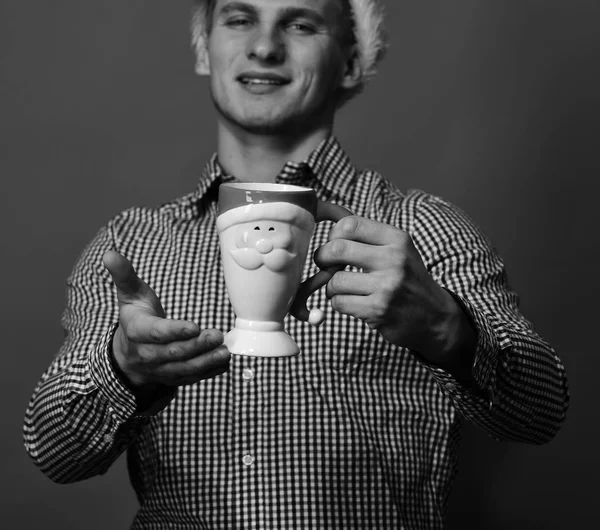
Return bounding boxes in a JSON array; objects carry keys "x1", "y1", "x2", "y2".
[{"x1": 190, "y1": 0, "x2": 388, "y2": 105}]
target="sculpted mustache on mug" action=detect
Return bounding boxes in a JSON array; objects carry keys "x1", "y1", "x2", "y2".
[
  {"x1": 231, "y1": 247, "x2": 298, "y2": 272},
  {"x1": 231, "y1": 220, "x2": 298, "y2": 272}
]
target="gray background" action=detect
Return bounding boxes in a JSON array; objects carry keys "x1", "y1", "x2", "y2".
[{"x1": 2, "y1": 1, "x2": 597, "y2": 528}]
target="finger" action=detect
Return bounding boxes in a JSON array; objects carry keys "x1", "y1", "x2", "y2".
[
  {"x1": 155, "y1": 344, "x2": 231, "y2": 384},
  {"x1": 125, "y1": 313, "x2": 202, "y2": 344},
  {"x1": 103, "y1": 250, "x2": 150, "y2": 300},
  {"x1": 330, "y1": 294, "x2": 374, "y2": 322},
  {"x1": 326, "y1": 271, "x2": 374, "y2": 298},
  {"x1": 191, "y1": 365, "x2": 230, "y2": 383},
  {"x1": 155, "y1": 329, "x2": 225, "y2": 362},
  {"x1": 328, "y1": 216, "x2": 402, "y2": 246},
  {"x1": 314, "y1": 239, "x2": 383, "y2": 271}
]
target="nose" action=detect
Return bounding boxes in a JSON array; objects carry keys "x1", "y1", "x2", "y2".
[
  {"x1": 255, "y1": 238, "x2": 274, "y2": 254},
  {"x1": 247, "y1": 26, "x2": 285, "y2": 64}
]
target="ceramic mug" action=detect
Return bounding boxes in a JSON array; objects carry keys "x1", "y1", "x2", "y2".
[{"x1": 216, "y1": 182, "x2": 352, "y2": 357}]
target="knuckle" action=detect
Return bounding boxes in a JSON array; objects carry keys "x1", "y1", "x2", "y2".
[
  {"x1": 312, "y1": 247, "x2": 323, "y2": 267},
  {"x1": 382, "y1": 273, "x2": 402, "y2": 295},
  {"x1": 375, "y1": 297, "x2": 390, "y2": 321},
  {"x1": 387, "y1": 245, "x2": 405, "y2": 266},
  {"x1": 330, "y1": 295, "x2": 344, "y2": 312},
  {"x1": 199, "y1": 332, "x2": 223, "y2": 351},
  {"x1": 149, "y1": 327, "x2": 163, "y2": 343},
  {"x1": 329, "y1": 272, "x2": 342, "y2": 292},
  {"x1": 330, "y1": 239, "x2": 347, "y2": 258},
  {"x1": 123, "y1": 319, "x2": 141, "y2": 342},
  {"x1": 205, "y1": 329, "x2": 224, "y2": 346},
  {"x1": 212, "y1": 346, "x2": 231, "y2": 364},
  {"x1": 137, "y1": 348, "x2": 154, "y2": 365},
  {"x1": 330, "y1": 272, "x2": 349, "y2": 293},
  {"x1": 338, "y1": 216, "x2": 359, "y2": 236},
  {"x1": 167, "y1": 344, "x2": 181, "y2": 358}
]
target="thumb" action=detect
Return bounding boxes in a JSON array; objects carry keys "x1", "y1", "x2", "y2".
[{"x1": 103, "y1": 250, "x2": 152, "y2": 302}]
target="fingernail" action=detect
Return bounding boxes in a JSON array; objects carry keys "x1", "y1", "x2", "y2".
[
  {"x1": 184, "y1": 326, "x2": 199, "y2": 337},
  {"x1": 216, "y1": 346, "x2": 231, "y2": 361},
  {"x1": 206, "y1": 330, "x2": 224, "y2": 345}
]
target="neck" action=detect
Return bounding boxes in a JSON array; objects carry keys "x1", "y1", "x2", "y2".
[{"x1": 216, "y1": 121, "x2": 333, "y2": 182}]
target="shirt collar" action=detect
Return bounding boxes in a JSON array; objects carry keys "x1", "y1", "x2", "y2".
[{"x1": 194, "y1": 135, "x2": 358, "y2": 204}]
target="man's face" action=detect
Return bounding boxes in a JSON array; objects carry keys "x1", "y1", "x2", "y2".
[{"x1": 206, "y1": 0, "x2": 353, "y2": 135}]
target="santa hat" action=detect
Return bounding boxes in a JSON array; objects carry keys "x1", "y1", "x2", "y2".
[
  {"x1": 216, "y1": 182, "x2": 317, "y2": 233},
  {"x1": 190, "y1": 0, "x2": 388, "y2": 104}
]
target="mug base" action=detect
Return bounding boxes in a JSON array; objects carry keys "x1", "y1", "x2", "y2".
[{"x1": 224, "y1": 324, "x2": 300, "y2": 357}]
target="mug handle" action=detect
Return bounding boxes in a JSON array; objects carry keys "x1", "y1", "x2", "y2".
[{"x1": 290, "y1": 200, "x2": 353, "y2": 326}]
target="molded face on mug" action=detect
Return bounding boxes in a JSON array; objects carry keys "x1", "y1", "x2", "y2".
[
  {"x1": 216, "y1": 200, "x2": 316, "y2": 323},
  {"x1": 231, "y1": 220, "x2": 297, "y2": 272}
]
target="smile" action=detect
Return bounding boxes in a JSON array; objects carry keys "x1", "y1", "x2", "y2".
[
  {"x1": 240, "y1": 78, "x2": 286, "y2": 85},
  {"x1": 237, "y1": 72, "x2": 291, "y2": 87}
]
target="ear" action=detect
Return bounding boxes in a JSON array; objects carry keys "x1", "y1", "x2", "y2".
[
  {"x1": 339, "y1": 46, "x2": 362, "y2": 90},
  {"x1": 194, "y1": 35, "x2": 211, "y2": 76}
]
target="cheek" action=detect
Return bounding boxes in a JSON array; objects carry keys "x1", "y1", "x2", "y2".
[
  {"x1": 296, "y1": 49, "x2": 343, "y2": 94},
  {"x1": 235, "y1": 226, "x2": 252, "y2": 247},
  {"x1": 272, "y1": 223, "x2": 294, "y2": 247},
  {"x1": 208, "y1": 38, "x2": 239, "y2": 78}
]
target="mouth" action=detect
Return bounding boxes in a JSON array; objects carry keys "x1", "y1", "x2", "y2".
[{"x1": 237, "y1": 72, "x2": 291, "y2": 86}]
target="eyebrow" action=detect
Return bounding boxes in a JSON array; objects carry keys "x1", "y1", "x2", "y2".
[
  {"x1": 279, "y1": 7, "x2": 327, "y2": 25},
  {"x1": 217, "y1": 2, "x2": 327, "y2": 26},
  {"x1": 217, "y1": 2, "x2": 257, "y2": 17}
]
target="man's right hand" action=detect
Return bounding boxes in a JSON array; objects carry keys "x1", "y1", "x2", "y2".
[{"x1": 102, "y1": 251, "x2": 230, "y2": 392}]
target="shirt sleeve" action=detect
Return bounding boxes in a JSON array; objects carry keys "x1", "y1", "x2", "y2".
[
  {"x1": 408, "y1": 192, "x2": 569, "y2": 444},
  {"x1": 22, "y1": 217, "x2": 173, "y2": 484}
]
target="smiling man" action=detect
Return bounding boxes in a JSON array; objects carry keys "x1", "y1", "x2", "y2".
[
  {"x1": 207, "y1": 0, "x2": 355, "y2": 137},
  {"x1": 24, "y1": 1, "x2": 569, "y2": 529}
]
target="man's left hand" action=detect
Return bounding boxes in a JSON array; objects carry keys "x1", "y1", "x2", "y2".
[{"x1": 314, "y1": 216, "x2": 476, "y2": 367}]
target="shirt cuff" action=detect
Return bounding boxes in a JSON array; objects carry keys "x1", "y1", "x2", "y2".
[
  {"x1": 88, "y1": 323, "x2": 178, "y2": 420},
  {"x1": 427, "y1": 291, "x2": 503, "y2": 407},
  {"x1": 87, "y1": 323, "x2": 139, "y2": 422}
]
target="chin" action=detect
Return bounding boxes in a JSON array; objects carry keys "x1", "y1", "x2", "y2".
[
  {"x1": 228, "y1": 109, "x2": 305, "y2": 136},
  {"x1": 213, "y1": 91, "x2": 330, "y2": 137}
]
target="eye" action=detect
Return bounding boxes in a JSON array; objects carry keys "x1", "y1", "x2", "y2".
[
  {"x1": 226, "y1": 17, "x2": 252, "y2": 29},
  {"x1": 288, "y1": 23, "x2": 316, "y2": 34},
  {"x1": 268, "y1": 227, "x2": 275, "y2": 231},
  {"x1": 254, "y1": 226, "x2": 260, "y2": 231}
]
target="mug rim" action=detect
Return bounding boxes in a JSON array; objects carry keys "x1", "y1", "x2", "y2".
[
  {"x1": 218, "y1": 182, "x2": 318, "y2": 218},
  {"x1": 220, "y1": 182, "x2": 313, "y2": 193}
]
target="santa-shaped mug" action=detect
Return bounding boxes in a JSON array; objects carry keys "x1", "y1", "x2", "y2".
[{"x1": 216, "y1": 182, "x2": 352, "y2": 357}]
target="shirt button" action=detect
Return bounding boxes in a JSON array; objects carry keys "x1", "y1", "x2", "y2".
[
  {"x1": 242, "y1": 368, "x2": 254, "y2": 381},
  {"x1": 242, "y1": 454, "x2": 255, "y2": 467},
  {"x1": 445, "y1": 382, "x2": 457, "y2": 393},
  {"x1": 103, "y1": 434, "x2": 114, "y2": 443}
]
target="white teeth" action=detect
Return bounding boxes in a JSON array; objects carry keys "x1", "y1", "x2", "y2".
[{"x1": 241, "y1": 78, "x2": 283, "y2": 85}]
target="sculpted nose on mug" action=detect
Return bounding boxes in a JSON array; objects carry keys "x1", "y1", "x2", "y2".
[{"x1": 255, "y1": 238, "x2": 274, "y2": 254}]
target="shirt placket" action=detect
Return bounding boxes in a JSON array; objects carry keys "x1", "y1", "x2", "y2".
[{"x1": 231, "y1": 354, "x2": 264, "y2": 529}]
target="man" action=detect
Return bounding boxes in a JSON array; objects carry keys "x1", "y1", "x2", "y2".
[{"x1": 23, "y1": 0, "x2": 569, "y2": 528}]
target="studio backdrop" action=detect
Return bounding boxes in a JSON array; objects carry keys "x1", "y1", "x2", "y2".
[{"x1": 1, "y1": 1, "x2": 597, "y2": 528}]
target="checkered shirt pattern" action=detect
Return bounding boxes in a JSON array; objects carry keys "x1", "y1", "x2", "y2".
[{"x1": 24, "y1": 136, "x2": 569, "y2": 529}]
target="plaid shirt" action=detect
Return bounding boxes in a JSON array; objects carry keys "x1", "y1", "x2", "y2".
[{"x1": 24, "y1": 136, "x2": 569, "y2": 529}]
